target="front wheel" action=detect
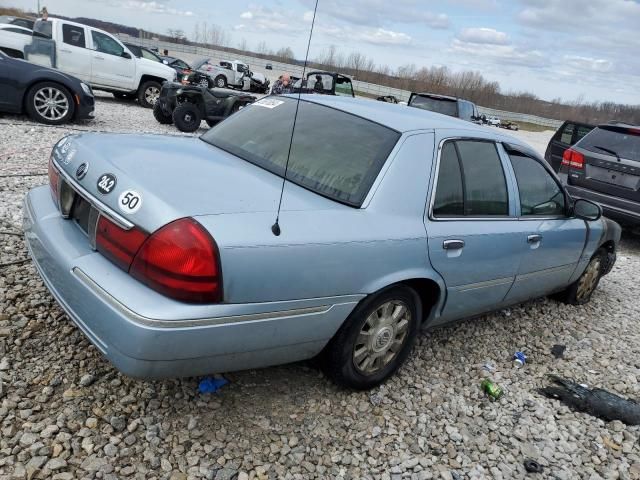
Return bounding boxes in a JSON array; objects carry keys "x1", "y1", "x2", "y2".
[
  {"x1": 557, "y1": 249, "x2": 606, "y2": 305},
  {"x1": 214, "y1": 75, "x2": 227, "y2": 89},
  {"x1": 138, "y1": 80, "x2": 162, "y2": 108},
  {"x1": 321, "y1": 285, "x2": 420, "y2": 390},
  {"x1": 172, "y1": 102, "x2": 202, "y2": 132},
  {"x1": 26, "y1": 82, "x2": 75, "y2": 125},
  {"x1": 197, "y1": 77, "x2": 211, "y2": 89}
]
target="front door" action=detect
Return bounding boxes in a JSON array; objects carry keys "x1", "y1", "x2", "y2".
[
  {"x1": 426, "y1": 139, "x2": 527, "y2": 324},
  {"x1": 89, "y1": 29, "x2": 135, "y2": 89},
  {"x1": 503, "y1": 151, "x2": 586, "y2": 303},
  {"x1": 56, "y1": 22, "x2": 91, "y2": 82}
]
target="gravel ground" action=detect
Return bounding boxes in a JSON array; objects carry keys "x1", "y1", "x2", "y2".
[{"x1": 1, "y1": 96, "x2": 640, "y2": 480}]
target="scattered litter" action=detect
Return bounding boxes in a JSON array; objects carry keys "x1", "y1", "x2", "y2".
[
  {"x1": 523, "y1": 459, "x2": 543, "y2": 473},
  {"x1": 369, "y1": 391, "x2": 384, "y2": 406},
  {"x1": 551, "y1": 344, "x2": 566, "y2": 359},
  {"x1": 481, "y1": 379, "x2": 504, "y2": 401},
  {"x1": 482, "y1": 362, "x2": 496, "y2": 372},
  {"x1": 513, "y1": 351, "x2": 527, "y2": 368},
  {"x1": 603, "y1": 437, "x2": 622, "y2": 451},
  {"x1": 539, "y1": 374, "x2": 640, "y2": 425},
  {"x1": 198, "y1": 376, "x2": 229, "y2": 394}
]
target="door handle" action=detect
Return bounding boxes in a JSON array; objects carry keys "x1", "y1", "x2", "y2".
[
  {"x1": 443, "y1": 239, "x2": 465, "y2": 250},
  {"x1": 527, "y1": 234, "x2": 543, "y2": 244},
  {"x1": 60, "y1": 49, "x2": 72, "y2": 53},
  {"x1": 94, "y1": 56, "x2": 105, "y2": 60}
]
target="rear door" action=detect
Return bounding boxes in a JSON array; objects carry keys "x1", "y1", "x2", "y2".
[
  {"x1": 56, "y1": 22, "x2": 91, "y2": 82},
  {"x1": 569, "y1": 126, "x2": 640, "y2": 203},
  {"x1": 426, "y1": 138, "x2": 527, "y2": 325},
  {"x1": 88, "y1": 29, "x2": 135, "y2": 89}
]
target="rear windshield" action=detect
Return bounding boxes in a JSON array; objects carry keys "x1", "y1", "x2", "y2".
[
  {"x1": 579, "y1": 126, "x2": 640, "y2": 161},
  {"x1": 201, "y1": 97, "x2": 400, "y2": 206},
  {"x1": 409, "y1": 95, "x2": 458, "y2": 117}
]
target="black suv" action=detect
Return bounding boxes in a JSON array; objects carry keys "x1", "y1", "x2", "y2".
[
  {"x1": 544, "y1": 120, "x2": 595, "y2": 172},
  {"x1": 559, "y1": 123, "x2": 640, "y2": 225},
  {"x1": 408, "y1": 93, "x2": 479, "y2": 123}
]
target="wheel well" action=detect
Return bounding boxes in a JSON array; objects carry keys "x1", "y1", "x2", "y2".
[
  {"x1": 138, "y1": 75, "x2": 167, "y2": 90},
  {"x1": 0, "y1": 47, "x2": 24, "y2": 59},
  {"x1": 400, "y1": 278, "x2": 441, "y2": 324},
  {"x1": 600, "y1": 240, "x2": 615, "y2": 254}
]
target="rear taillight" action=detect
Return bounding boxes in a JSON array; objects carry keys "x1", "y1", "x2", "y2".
[
  {"x1": 129, "y1": 218, "x2": 222, "y2": 303},
  {"x1": 48, "y1": 157, "x2": 60, "y2": 206},
  {"x1": 561, "y1": 148, "x2": 585, "y2": 169},
  {"x1": 96, "y1": 216, "x2": 149, "y2": 271}
]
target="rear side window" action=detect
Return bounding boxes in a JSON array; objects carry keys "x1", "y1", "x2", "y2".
[
  {"x1": 559, "y1": 123, "x2": 575, "y2": 145},
  {"x1": 578, "y1": 127, "x2": 640, "y2": 161},
  {"x1": 433, "y1": 140, "x2": 509, "y2": 217},
  {"x1": 509, "y1": 154, "x2": 565, "y2": 216},
  {"x1": 5, "y1": 27, "x2": 30, "y2": 35},
  {"x1": 62, "y1": 24, "x2": 85, "y2": 48}
]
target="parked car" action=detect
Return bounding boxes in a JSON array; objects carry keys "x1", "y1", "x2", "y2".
[
  {"x1": 265, "y1": 63, "x2": 273, "y2": 70},
  {"x1": 0, "y1": 50, "x2": 94, "y2": 124},
  {"x1": 486, "y1": 115, "x2": 501, "y2": 127},
  {"x1": 544, "y1": 120, "x2": 596, "y2": 172},
  {"x1": 0, "y1": 23, "x2": 32, "y2": 58},
  {"x1": 124, "y1": 43, "x2": 164, "y2": 63},
  {"x1": 500, "y1": 121, "x2": 519, "y2": 131},
  {"x1": 408, "y1": 93, "x2": 480, "y2": 123},
  {"x1": 558, "y1": 123, "x2": 640, "y2": 226},
  {"x1": 193, "y1": 58, "x2": 269, "y2": 93},
  {"x1": 0, "y1": 15, "x2": 35, "y2": 30},
  {"x1": 160, "y1": 55, "x2": 192, "y2": 76},
  {"x1": 21, "y1": 18, "x2": 176, "y2": 107},
  {"x1": 153, "y1": 76, "x2": 255, "y2": 132},
  {"x1": 25, "y1": 97, "x2": 620, "y2": 389}
]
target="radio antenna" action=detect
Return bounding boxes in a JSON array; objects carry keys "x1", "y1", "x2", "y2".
[{"x1": 271, "y1": 0, "x2": 319, "y2": 236}]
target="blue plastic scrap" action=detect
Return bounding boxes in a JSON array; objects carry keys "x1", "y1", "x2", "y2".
[{"x1": 198, "y1": 376, "x2": 229, "y2": 394}]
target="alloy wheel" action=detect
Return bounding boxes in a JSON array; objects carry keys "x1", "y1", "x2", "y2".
[
  {"x1": 145, "y1": 86, "x2": 160, "y2": 105},
  {"x1": 199, "y1": 78, "x2": 209, "y2": 88},
  {"x1": 353, "y1": 300, "x2": 411, "y2": 374},
  {"x1": 33, "y1": 87, "x2": 69, "y2": 121}
]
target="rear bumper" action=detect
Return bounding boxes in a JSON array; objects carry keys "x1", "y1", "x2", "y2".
[
  {"x1": 566, "y1": 185, "x2": 640, "y2": 225},
  {"x1": 23, "y1": 186, "x2": 359, "y2": 379}
]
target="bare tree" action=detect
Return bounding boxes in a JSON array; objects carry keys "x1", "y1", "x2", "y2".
[
  {"x1": 275, "y1": 47, "x2": 295, "y2": 61},
  {"x1": 238, "y1": 38, "x2": 248, "y2": 52}
]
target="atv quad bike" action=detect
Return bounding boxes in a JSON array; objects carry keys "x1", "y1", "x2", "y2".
[
  {"x1": 154, "y1": 77, "x2": 256, "y2": 133},
  {"x1": 289, "y1": 71, "x2": 355, "y2": 97}
]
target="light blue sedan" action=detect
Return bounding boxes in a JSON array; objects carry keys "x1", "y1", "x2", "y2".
[{"x1": 24, "y1": 96, "x2": 620, "y2": 389}]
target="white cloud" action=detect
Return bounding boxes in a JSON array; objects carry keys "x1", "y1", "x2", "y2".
[
  {"x1": 233, "y1": 24, "x2": 245, "y2": 31},
  {"x1": 303, "y1": 11, "x2": 314, "y2": 22},
  {"x1": 119, "y1": 0, "x2": 193, "y2": 16},
  {"x1": 564, "y1": 55, "x2": 613, "y2": 73},
  {"x1": 450, "y1": 39, "x2": 546, "y2": 69},
  {"x1": 457, "y1": 27, "x2": 509, "y2": 45},
  {"x1": 360, "y1": 28, "x2": 412, "y2": 46},
  {"x1": 240, "y1": 11, "x2": 253, "y2": 19}
]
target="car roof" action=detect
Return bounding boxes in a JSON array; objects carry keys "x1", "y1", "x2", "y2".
[
  {"x1": 412, "y1": 92, "x2": 459, "y2": 102},
  {"x1": 287, "y1": 95, "x2": 490, "y2": 134}
]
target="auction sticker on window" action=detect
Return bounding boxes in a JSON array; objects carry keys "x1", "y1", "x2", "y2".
[
  {"x1": 118, "y1": 190, "x2": 143, "y2": 214},
  {"x1": 254, "y1": 98, "x2": 284, "y2": 109},
  {"x1": 97, "y1": 173, "x2": 117, "y2": 195}
]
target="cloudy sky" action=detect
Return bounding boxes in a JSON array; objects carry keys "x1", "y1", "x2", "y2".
[{"x1": 5, "y1": 0, "x2": 639, "y2": 104}]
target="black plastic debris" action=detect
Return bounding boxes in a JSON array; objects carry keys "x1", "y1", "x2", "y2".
[
  {"x1": 539, "y1": 374, "x2": 640, "y2": 425},
  {"x1": 551, "y1": 344, "x2": 566, "y2": 359},
  {"x1": 524, "y1": 459, "x2": 543, "y2": 473}
]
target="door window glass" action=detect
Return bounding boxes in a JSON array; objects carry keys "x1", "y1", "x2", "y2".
[
  {"x1": 91, "y1": 30, "x2": 124, "y2": 56},
  {"x1": 510, "y1": 154, "x2": 565, "y2": 216},
  {"x1": 559, "y1": 123, "x2": 575, "y2": 144},
  {"x1": 62, "y1": 24, "x2": 85, "y2": 48},
  {"x1": 575, "y1": 125, "x2": 593, "y2": 143},
  {"x1": 433, "y1": 143, "x2": 464, "y2": 216},
  {"x1": 456, "y1": 141, "x2": 509, "y2": 216}
]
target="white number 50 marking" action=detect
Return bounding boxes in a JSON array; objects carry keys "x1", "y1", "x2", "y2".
[{"x1": 118, "y1": 190, "x2": 143, "y2": 214}]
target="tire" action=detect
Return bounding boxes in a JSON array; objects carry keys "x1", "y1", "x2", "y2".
[
  {"x1": 172, "y1": 102, "x2": 202, "y2": 132},
  {"x1": 205, "y1": 120, "x2": 219, "y2": 128},
  {"x1": 25, "y1": 82, "x2": 75, "y2": 125},
  {"x1": 113, "y1": 92, "x2": 135, "y2": 100},
  {"x1": 197, "y1": 77, "x2": 210, "y2": 89},
  {"x1": 153, "y1": 102, "x2": 173, "y2": 125},
  {"x1": 557, "y1": 248, "x2": 606, "y2": 305},
  {"x1": 138, "y1": 80, "x2": 162, "y2": 108},
  {"x1": 214, "y1": 75, "x2": 227, "y2": 89},
  {"x1": 321, "y1": 285, "x2": 420, "y2": 390}
]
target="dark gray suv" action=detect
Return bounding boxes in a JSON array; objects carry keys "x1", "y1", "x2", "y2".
[
  {"x1": 408, "y1": 93, "x2": 479, "y2": 123},
  {"x1": 559, "y1": 123, "x2": 640, "y2": 225}
]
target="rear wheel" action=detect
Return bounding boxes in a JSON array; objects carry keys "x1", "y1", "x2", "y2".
[
  {"x1": 138, "y1": 80, "x2": 162, "y2": 108},
  {"x1": 153, "y1": 102, "x2": 173, "y2": 124},
  {"x1": 172, "y1": 102, "x2": 202, "y2": 132},
  {"x1": 197, "y1": 77, "x2": 210, "y2": 89},
  {"x1": 557, "y1": 249, "x2": 606, "y2": 305},
  {"x1": 25, "y1": 82, "x2": 75, "y2": 125},
  {"x1": 321, "y1": 285, "x2": 420, "y2": 390},
  {"x1": 214, "y1": 75, "x2": 227, "y2": 89}
]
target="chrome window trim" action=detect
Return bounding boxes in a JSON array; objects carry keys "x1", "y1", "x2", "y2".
[
  {"x1": 427, "y1": 137, "x2": 515, "y2": 222},
  {"x1": 52, "y1": 157, "x2": 134, "y2": 230}
]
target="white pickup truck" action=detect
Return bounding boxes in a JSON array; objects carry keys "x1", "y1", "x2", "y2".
[
  {"x1": 194, "y1": 58, "x2": 269, "y2": 93},
  {"x1": 21, "y1": 18, "x2": 175, "y2": 107}
]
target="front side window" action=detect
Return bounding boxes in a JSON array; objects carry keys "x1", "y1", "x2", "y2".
[
  {"x1": 6, "y1": 27, "x2": 31, "y2": 35},
  {"x1": 433, "y1": 140, "x2": 509, "y2": 217},
  {"x1": 91, "y1": 30, "x2": 124, "y2": 56},
  {"x1": 510, "y1": 154, "x2": 565, "y2": 216},
  {"x1": 141, "y1": 49, "x2": 160, "y2": 61},
  {"x1": 201, "y1": 98, "x2": 400, "y2": 206},
  {"x1": 62, "y1": 24, "x2": 85, "y2": 48}
]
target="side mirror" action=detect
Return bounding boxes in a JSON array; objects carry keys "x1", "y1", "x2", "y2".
[
  {"x1": 573, "y1": 198, "x2": 602, "y2": 221},
  {"x1": 121, "y1": 51, "x2": 132, "y2": 59},
  {"x1": 162, "y1": 60, "x2": 169, "y2": 65}
]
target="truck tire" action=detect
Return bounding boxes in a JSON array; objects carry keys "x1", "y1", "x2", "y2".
[
  {"x1": 214, "y1": 75, "x2": 227, "y2": 89},
  {"x1": 153, "y1": 102, "x2": 173, "y2": 125},
  {"x1": 138, "y1": 80, "x2": 162, "y2": 108},
  {"x1": 172, "y1": 102, "x2": 202, "y2": 132},
  {"x1": 25, "y1": 82, "x2": 75, "y2": 125}
]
